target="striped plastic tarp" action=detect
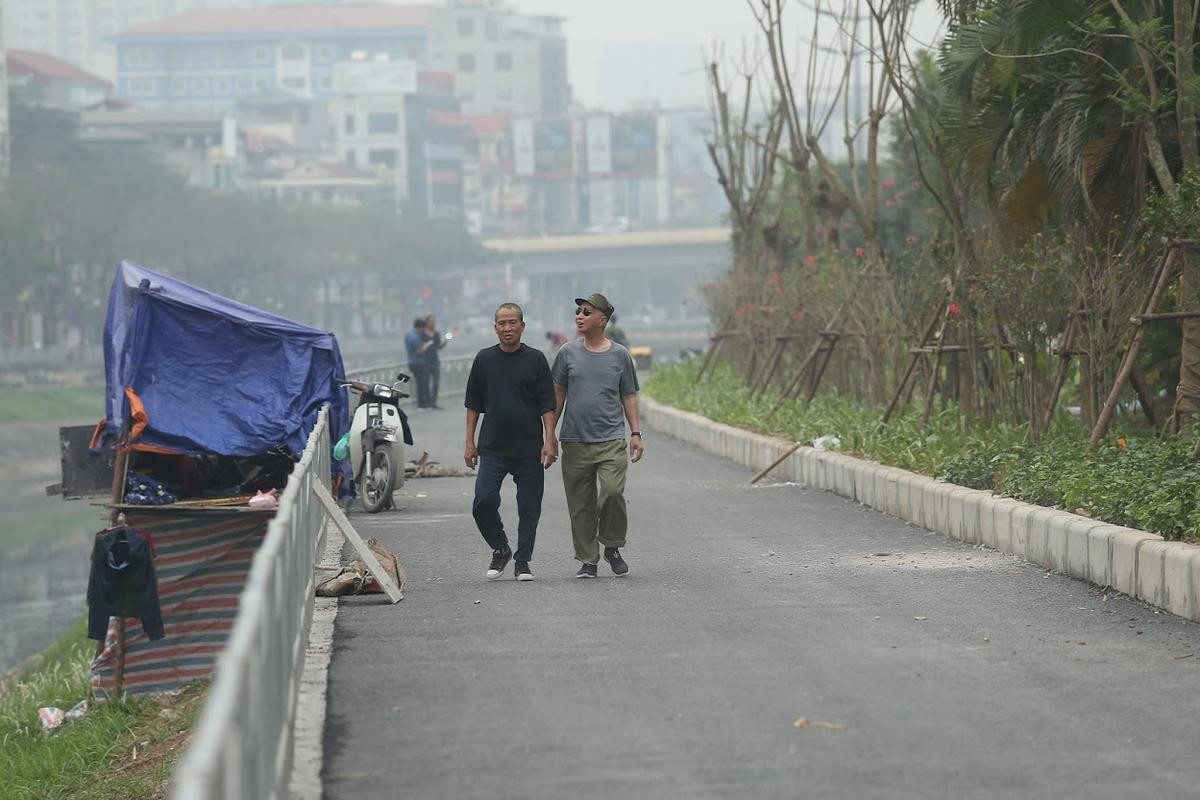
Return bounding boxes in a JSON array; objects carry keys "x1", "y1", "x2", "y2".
[{"x1": 90, "y1": 510, "x2": 270, "y2": 698}]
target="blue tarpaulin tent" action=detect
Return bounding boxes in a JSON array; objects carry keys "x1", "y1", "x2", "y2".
[{"x1": 103, "y1": 261, "x2": 350, "y2": 482}]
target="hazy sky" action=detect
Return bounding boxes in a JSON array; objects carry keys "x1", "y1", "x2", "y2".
[{"x1": 515, "y1": 0, "x2": 947, "y2": 111}]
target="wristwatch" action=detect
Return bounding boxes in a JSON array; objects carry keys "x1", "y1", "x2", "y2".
[{"x1": 630, "y1": 431, "x2": 642, "y2": 438}]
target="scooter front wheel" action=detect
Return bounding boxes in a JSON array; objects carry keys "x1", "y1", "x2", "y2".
[{"x1": 360, "y1": 443, "x2": 398, "y2": 513}]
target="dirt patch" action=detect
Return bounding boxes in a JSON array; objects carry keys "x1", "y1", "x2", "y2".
[{"x1": 847, "y1": 548, "x2": 1020, "y2": 572}]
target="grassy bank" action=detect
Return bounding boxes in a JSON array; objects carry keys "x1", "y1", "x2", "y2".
[
  {"x1": 0, "y1": 386, "x2": 104, "y2": 425},
  {"x1": 647, "y1": 362, "x2": 1200, "y2": 541},
  {"x1": 0, "y1": 621, "x2": 206, "y2": 800}
]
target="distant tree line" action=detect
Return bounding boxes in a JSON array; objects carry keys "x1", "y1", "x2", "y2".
[{"x1": 0, "y1": 98, "x2": 489, "y2": 350}]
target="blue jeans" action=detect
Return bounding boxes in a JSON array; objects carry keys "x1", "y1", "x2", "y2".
[{"x1": 472, "y1": 454, "x2": 544, "y2": 562}]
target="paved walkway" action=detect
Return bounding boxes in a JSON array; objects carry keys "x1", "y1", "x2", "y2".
[{"x1": 322, "y1": 403, "x2": 1200, "y2": 799}]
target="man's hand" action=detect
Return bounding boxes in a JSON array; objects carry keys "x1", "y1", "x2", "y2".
[
  {"x1": 464, "y1": 443, "x2": 479, "y2": 469},
  {"x1": 540, "y1": 437, "x2": 559, "y2": 470},
  {"x1": 630, "y1": 435, "x2": 644, "y2": 463}
]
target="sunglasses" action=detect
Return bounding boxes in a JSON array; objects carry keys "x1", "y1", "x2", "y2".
[{"x1": 575, "y1": 306, "x2": 596, "y2": 317}]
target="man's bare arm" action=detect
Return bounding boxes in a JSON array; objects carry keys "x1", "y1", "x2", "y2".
[
  {"x1": 464, "y1": 408, "x2": 480, "y2": 468},
  {"x1": 621, "y1": 393, "x2": 643, "y2": 463}
]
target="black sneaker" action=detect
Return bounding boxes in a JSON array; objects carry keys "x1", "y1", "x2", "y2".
[
  {"x1": 575, "y1": 562, "x2": 597, "y2": 579},
  {"x1": 603, "y1": 547, "x2": 629, "y2": 576},
  {"x1": 486, "y1": 548, "x2": 512, "y2": 580},
  {"x1": 515, "y1": 561, "x2": 533, "y2": 581}
]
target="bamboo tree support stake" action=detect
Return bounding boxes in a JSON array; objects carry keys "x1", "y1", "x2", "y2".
[
  {"x1": 768, "y1": 318, "x2": 841, "y2": 419},
  {"x1": 1128, "y1": 365, "x2": 1163, "y2": 429},
  {"x1": 695, "y1": 313, "x2": 736, "y2": 384},
  {"x1": 749, "y1": 442, "x2": 804, "y2": 484},
  {"x1": 805, "y1": 332, "x2": 840, "y2": 407},
  {"x1": 1036, "y1": 302, "x2": 1083, "y2": 440},
  {"x1": 881, "y1": 290, "x2": 950, "y2": 425},
  {"x1": 1090, "y1": 245, "x2": 1178, "y2": 446}
]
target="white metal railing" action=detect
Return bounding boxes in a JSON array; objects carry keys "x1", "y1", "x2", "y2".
[
  {"x1": 171, "y1": 406, "x2": 331, "y2": 800},
  {"x1": 347, "y1": 354, "x2": 473, "y2": 401}
]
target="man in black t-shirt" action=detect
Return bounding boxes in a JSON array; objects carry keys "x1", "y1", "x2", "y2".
[{"x1": 464, "y1": 302, "x2": 558, "y2": 581}]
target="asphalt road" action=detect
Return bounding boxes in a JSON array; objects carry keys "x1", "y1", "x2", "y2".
[{"x1": 322, "y1": 401, "x2": 1200, "y2": 799}]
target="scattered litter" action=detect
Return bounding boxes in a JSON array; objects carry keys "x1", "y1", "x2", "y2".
[
  {"x1": 316, "y1": 538, "x2": 405, "y2": 599},
  {"x1": 794, "y1": 716, "x2": 848, "y2": 731},
  {"x1": 473, "y1": 600, "x2": 481, "y2": 605},
  {"x1": 1174, "y1": 653, "x2": 1194, "y2": 660},
  {"x1": 37, "y1": 699, "x2": 88, "y2": 732},
  {"x1": 913, "y1": 616, "x2": 928, "y2": 621},
  {"x1": 811, "y1": 435, "x2": 841, "y2": 451},
  {"x1": 407, "y1": 451, "x2": 476, "y2": 478},
  {"x1": 248, "y1": 488, "x2": 279, "y2": 509}
]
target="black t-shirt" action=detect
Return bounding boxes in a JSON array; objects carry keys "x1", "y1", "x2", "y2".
[{"x1": 464, "y1": 343, "x2": 556, "y2": 458}]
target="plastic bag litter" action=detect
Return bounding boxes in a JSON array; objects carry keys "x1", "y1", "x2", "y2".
[
  {"x1": 38, "y1": 699, "x2": 88, "y2": 732},
  {"x1": 248, "y1": 488, "x2": 279, "y2": 509},
  {"x1": 812, "y1": 435, "x2": 841, "y2": 451}
]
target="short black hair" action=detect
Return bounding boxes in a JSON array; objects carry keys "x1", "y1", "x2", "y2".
[
  {"x1": 495, "y1": 302, "x2": 524, "y2": 322},
  {"x1": 413, "y1": 317, "x2": 426, "y2": 328}
]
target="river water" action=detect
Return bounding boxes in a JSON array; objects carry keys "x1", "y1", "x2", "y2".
[{"x1": 0, "y1": 422, "x2": 101, "y2": 672}]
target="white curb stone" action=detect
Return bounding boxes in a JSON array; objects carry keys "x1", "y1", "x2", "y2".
[{"x1": 1163, "y1": 544, "x2": 1196, "y2": 620}]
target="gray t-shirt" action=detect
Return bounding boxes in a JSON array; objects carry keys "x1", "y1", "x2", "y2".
[{"x1": 552, "y1": 338, "x2": 639, "y2": 442}]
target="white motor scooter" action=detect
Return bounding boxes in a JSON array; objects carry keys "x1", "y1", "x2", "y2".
[{"x1": 339, "y1": 375, "x2": 413, "y2": 513}]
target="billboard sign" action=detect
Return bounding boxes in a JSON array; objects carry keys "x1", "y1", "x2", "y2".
[
  {"x1": 533, "y1": 117, "x2": 572, "y2": 175},
  {"x1": 611, "y1": 113, "x2": 657, "y2": 174},
  {"x1": 333, "y1": 60, "x2": 418, "y2": 96}
]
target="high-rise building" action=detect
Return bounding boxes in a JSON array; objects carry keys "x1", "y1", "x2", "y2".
[{"x1": 426, "y1": 0, "x2": 567, "y2": 117}]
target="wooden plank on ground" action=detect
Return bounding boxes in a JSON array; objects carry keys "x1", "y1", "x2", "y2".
[{"x1": 312, "y1": 482, "x2": 403, "y2": 604}]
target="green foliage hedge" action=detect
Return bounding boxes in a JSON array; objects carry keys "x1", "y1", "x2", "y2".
[{"x1": 646, "y1": 362, "x2": 1200, "y2": 541}]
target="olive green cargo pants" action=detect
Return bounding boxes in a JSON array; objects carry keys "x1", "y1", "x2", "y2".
[{"x1": 560, "y1": 439, "x2": 628, "y2": 564}]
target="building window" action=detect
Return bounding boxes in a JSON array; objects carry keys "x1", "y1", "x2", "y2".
[
  {"x1": 190, "y1": 77, "x2": 210, "y2": 95},
  {"x1": 236, "y1": 75, "x2": 251, "y2": 94},
  {"x1": 170, "y1": 77, "x2": 188, "y2": 96},
  {"x1": 344, "y1": 114, "x2": 356, "y2": 134},
  {"x1": 494, "y1": 52, "x2": 512, "y2": 71},
  {"x1": 345, "y1": 151, "x2": 356, "y2": 166},
  {"x1": 251, "y1": 45, "x2": 270, "y2": 65},
  {"x1": 280, "y1": 42, "x2": 307, "y2": 61},
  {"x1": 457, "y1": 17, "x2": 475, "y2": 36},
  {"x1": 497, "y1": 88, "x2": 512, "y2": 103},
  {"x1": 125, "y1": 78, "x2": 156, "y2": 97},
  {"x1": 457, "y1": 53, "x2": 475, "y2": 72},
  {"x1": 317, "y1": 44, "x2": 336, "y2": 63},
  {"x1": 368, "y1": 149, "x2": 397, "y2": 168},
  {"x1": 281, "y1": 76, "x2": 307, "y2": 90},
  {"x1": 213, "y1": 77, "x2": 231, "y2": 95},
  {"x1": 253, "y1": 77, "x2": 269, "y2": 93},
  {"x1": 124, "y1": 47, "x2": 153, "y2": 67},
  {"x1": 367, "y1": 113, "x2": 399, "y2": 135},
  {"x1": 318, "y1": 74, "x2": 334, "y2": 92}
]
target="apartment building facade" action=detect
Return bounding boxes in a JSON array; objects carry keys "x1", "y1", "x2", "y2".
[{"x1": 111, "y1": 5, "x2": 430, "y2": 111}]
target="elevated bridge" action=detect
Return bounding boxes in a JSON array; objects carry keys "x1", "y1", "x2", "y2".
[{"x1": 480, "y1": 227, "x2": 730, "y2": 334}]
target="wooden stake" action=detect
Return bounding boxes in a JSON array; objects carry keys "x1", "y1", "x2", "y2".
[
  {"x1": 749, "y1": 442, "x2": 803, "y2": 484},
  {"x1": 695, "y1": 313, "x2": 736, "y2": 384},
  {"x1": 1091, "y1": 246, "x2": 1178, "y2": 446}
]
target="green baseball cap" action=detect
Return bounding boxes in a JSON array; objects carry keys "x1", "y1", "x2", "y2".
[{"x1": 575, "y1": 292, "x2": 615, "y2": 317}]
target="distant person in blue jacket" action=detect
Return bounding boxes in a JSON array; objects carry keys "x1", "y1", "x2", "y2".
[
  {"x1": 424, "y1": 313, "x2": 449, "y2": 409},
  {"x1": 405, "y1": 317, "x2": 434, "y2": 408}
]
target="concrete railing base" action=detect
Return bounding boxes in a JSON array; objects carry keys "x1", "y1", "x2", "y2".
[{"x1": 642, "y1": 397, "x2": 1200, "y2": 623}]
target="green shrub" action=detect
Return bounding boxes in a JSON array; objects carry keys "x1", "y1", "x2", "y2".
[{"x1": 646, "y1": 361, "x2": 1200, "y2": 541}]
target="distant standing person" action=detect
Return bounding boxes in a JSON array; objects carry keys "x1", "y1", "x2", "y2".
[
  {"x1": 425, "y1": 313, "x2": 448, "y2": 409},
  {"x1": 465, "y1": 303, "x2": 558, "y2": 581},
  {"x1": 552, "y1": 292, "x2": 644, "y2": 578},
  {"x1": 605, "y1": 313, "x2": 629, "y2": 348},
  {"x1": 405, "y1": 316, "x2": 433, "y2": 408}
]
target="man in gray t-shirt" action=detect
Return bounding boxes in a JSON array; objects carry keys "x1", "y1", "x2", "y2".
[{"x1": 551, "y1": 292, "x2": 644, "y2": 578}]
